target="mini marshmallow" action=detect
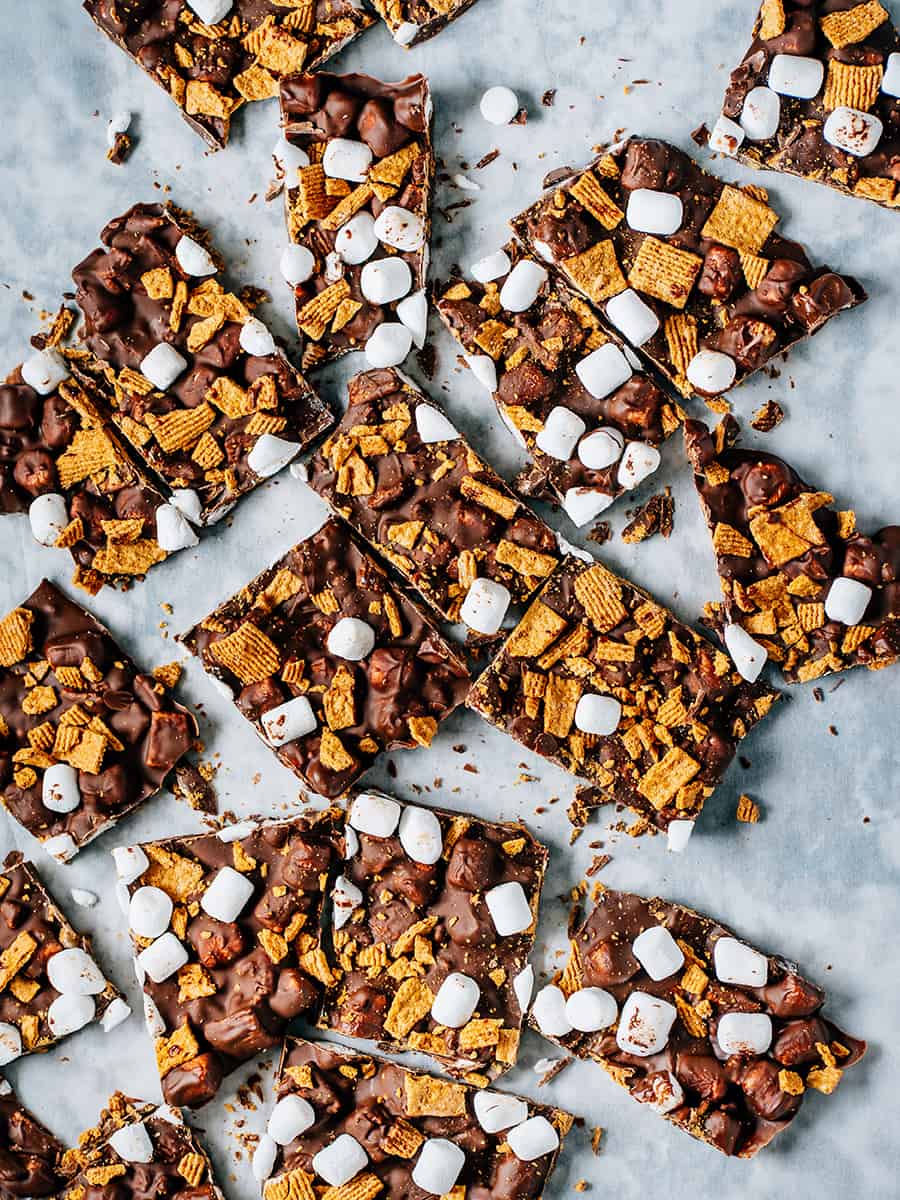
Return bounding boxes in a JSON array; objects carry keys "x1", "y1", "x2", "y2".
[
  {"x1": 667, "y1": 819, "x2": 694, "y2": 853},
  {"x1": 188, "y1": 0, "x2": 232, "y2": 23},
  {"x1": 374, "y1": 206, "x2": 426, "y2": 252},
  {"x1": 471, "y1": 249, "x2": 511, "y2": 283},
  {"x1": 574, "y1": 693, "x2": 621, "y2": 736},
  {"x1": 261, "y1": 695, "x2": 317, "y2": 746},
  {"x1": 100, "y1": 997, "x2": 131, "y2": 1032},
  {"x1": 106, "y1": 110, "x2": 132, "y2": 148},
  {"x1": 312, "y1": 1134, "x2": 368, "y2": 1187},
  {"x1": 129, "y1": 886, "x2": 174, "y2": 939},
  {"x1": 415, "y1": 403, "x2": 458, "y2": 444},
  {"x1": 708, "y1": 116, "x2": 745, "y2": 156},
  {"x1": 824, "y1": 106, "x2": 883, "y2": 156},
  {"x1": 323, "y1": 138, "x2": 374, "y2": 182},
  {"x1": 29, "y1": 493, "x2": 70, "y2": 547},
  {"x1": 714, "y1": 936, "x2": 768, "y2": 987},
  {"x1": 825, "y1": 576, "x2": 872, "y2": 625},
  {"x1": 615, "y1": 991, "x2": 677, "y2": 1056},
  {"x1": 267, "y1": 1095, "x2": 315, "y2": 1145},
  {"x1": 170, "y1": 488, "x2": 202, "y2": 524},
  {"x1": 327, "y1": 616, "x2": 376, "y2": 661},
  {"x1": 335, "y1": 212, "x2": 379, "y2": 265},
  {"x1": 431, "y1": 973, "x2": 480, "y2": 1028},
  {"x1": 393, "y1": 20, "x2": 419, "y2": 45},
  {"x1": 134, "y1": 956, "x2": 145, "y2": 987},
  {"x1": 768, "y1": 54, "x2": 824, "y2": 99},
  {"x1": 71, "y1": 888, "x2": 98, "y2": 908},
  {"x1": 325, "y1": 252, "x2": 344, "y2": 284},
  {"x1": 280, "y1": 244, "x2": 316, "y2": 286},
  {"x1": 344, "y1": 826, "x2": 360, "y2": 858},
  {"x1": 577, "y1": 427, "x2": 625, "y2": 471},
  {"x1": 42, "y1": 763, "x2": 81, "y2": 813},
  {"x1": 399, "y1": 805, "x2": 443, "y2": 865},
  {"x1": 141, "y1": 343, "x2": 188, "y2": 391},
  {"x1": 480, "y1": 86, "x2": 519, "y2": 126},
  {"x1": 155, "y1": 503, "x2": 199, "y2": 552},
  {"x1": 605, "y1": 288, "x2": 660, "y2": 346},
  {"x1": 413, "y1": 1139, "x2": 466, "y2": 1195},
  {"x1": 465, "y1": 353, "x2": 498, "y2": 393},
  {"x1": 109, "y1": 1122, "x2": 154, "y2": 1163},
  {"x1": 47, "y1": 947, "x2": 106, "y2": 995},
  {"x1": 175, "y1": 235, "x2": 217, "y2": 278},
  {"x1": 201, "y1": 865, "x2": 255, "y2": 923},
  {"x1": 513, "y1": 964, "x2": 534, "y2": 1012},
  {"x1": 216, "y1": 822, "x2": 257, "y2": 843},
  {"x1": 882, "y1": 52, "x2": 900, "y2": 97},
  {"x1": 112, "y1": 845, "x2": 149, "y2": 884},
  {"x1": 152, "y1": 1106, "x2": 181, "y2": 1126},
  {"x1": 22, "y1": 349, "x2": 68, "y2": 395},
  {"x1": 724, "y1": 622, "x2": 768, "y2": 683},
  {"x1": 144, "y1": 995, "x2": 166, "y2": 1037},
  {"x1": 272, "y1": 136, "x2": 309, "y2": 173},
  {"x1": 740, "y1": 86, "x2": 781, "y2": 141},
  {"x1": 506, "y1": 1116, "x2": 559, "y2": 1162},
  {"x1": 499, "y1": 260, "x2": 548, "y2": 313},
  {"x1": 576, "y1": 343, "x2": 632, "y2": 399},
  {"x1": 0, "y1": 1024, "x2": 22, "y2": 1066},
  {"x1": 138, "y1": 933, "x2": 189, "y2": 983},
  {"x1": 240, "y1": 317, "x2": 277, "y2": 357},
  {"x1": 349, "y1": 792, "x2": 401, "y2": 838},
  {"x1": 397, "y1": 290, "x2": 428, "y2": 349},
  {"x1": 563, "y1": 486, "x2": 615, "y2": 527},
  {"x1": 43, "y1": 833, "x2": 78, "y2": 862},
  {"x1": 531, "y1": 985, "x2": 573, "y2": 1037},
  {"x1": 332, "y1": 874, "x2": 363, "y2": 930},
  {"x1": 717, "y1": 1011, "x2": 773, "y2": 1057},
  {"x1": 47, "y1": 994, "x2": 95, "y2": 1037},
  {"x1": 473, "y1": 1091, "x2": 529, "y2": 1134},
  {"x1": 632, "y1": 925, "x2": 684, "y2": 981},
  {"x1": 365, "y1": 323, "x2": 414, "y2": 368},
  {"x1": 617, "y1": 441, "x2": 661, "y2": 489},
  {"x1": 535, "y1": 406, "x2": 587, "y2": 461},
  {"x1": 248, "y1": 433, "x2": 300, "y2": 478},
  {"x1": 484, "y1": 881, "x2": 533, "y2": 937},
  {"x1": 252, "y1": 1135, "x2": 278, "y2": 1182},
  {"x1": 532, "y1": 239, "x2": 556, "y2": 263},
  {"x1": 626, "y1": 189, "x2": 684, "y2": 236},
  {"x1": 460, "y1": 578, "x2": 511, "y2": 635},
  {"x1": 686, "y1": 349, "x2": 736, "y2": 395},
  {"x1": 565, "y1": 986, "x2": 618, "y2": 1032},
  {"x1": 641, "y1": 1071, "x2": 684, "y2": 1114}
]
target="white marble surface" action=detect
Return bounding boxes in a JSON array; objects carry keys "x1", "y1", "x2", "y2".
[{"x1": 1, "y1": 0, "x2": 899, "y2": 1195}]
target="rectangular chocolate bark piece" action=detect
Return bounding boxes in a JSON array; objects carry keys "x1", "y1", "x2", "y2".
[
  {"x1": 309, "y1": 368, "x2": 562, "y2": 633},
  {"x1": 369, "y1": 0, "x2": 481, "y2": 46},
  {"x1": 0, "y1": 1076, "x2": 64, "y2": 1200},
  {"x1": 466, "y1": 554, "x2": 779, "y2": 846},
  {"x1": 279, "y1": 73, "x2": 433, "y2": 370},
  {"x1": 179, "y1": 517, "x2": 469, "y2": 798},
  {"x1": 259, "y1": 1037, "x2": 572, "y2": 1200},
  {"x1": 685, "y1": 416, "x2": 900, "y2": 684},
  {"x1": 72, "y1": 202, "x2": 333, "y2": 526},
  {"x1": 511, "y1": 136, "x2": 865, "y2": 401},
  {"x1": 437, "y1": 240, "x2": 683, "y2": 527},
  {"x1": 121, "y1": 813, "x2": 342, "y2": 1109},
  {"x1": 707, "y1": 0, "x2": 900, "y2": 211},
  {"x1": 0, "y1": 581, "x2": 197, "y2": 863},
  {"x1": 82, "y1": 1, "x2": 374, "y2": 151},
  {"x1": 320, "y1": 788, "x2": 546, "y2": 1082},
  {"x1": 0, "y1": 860, "x2": 129, "y2": 1061},
  {"x1": 531, "y1": 888, "x2": 865, "y2": 1157}
]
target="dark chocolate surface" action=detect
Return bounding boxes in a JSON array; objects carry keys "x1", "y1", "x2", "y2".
[
  {"x1": 0, "y1": 1078, "x2": 63, "y2": 1200},
  {"x1": 369, "y1": 0, "x2": 482, "y2": 46}
]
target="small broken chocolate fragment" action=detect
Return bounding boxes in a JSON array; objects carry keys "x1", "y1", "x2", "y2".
[
  {"x1": 750, "y1": 398, "x2": 785, "y2": 432},
  {"x1": 621, "y1": 489, "x2": 675, "y2": 543}
]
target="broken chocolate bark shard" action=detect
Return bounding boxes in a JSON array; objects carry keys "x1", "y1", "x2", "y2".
[
  {"x1": 369, "y1": 0, "x2": 482, "y2": 46},
  {"x1": 0, "y1": 1077, "x2": 64, "y2": 1200}
]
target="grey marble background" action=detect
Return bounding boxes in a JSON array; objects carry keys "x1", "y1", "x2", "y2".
[{"x1": 1, "y1": 0, "x2": 899, "y2": 1195}]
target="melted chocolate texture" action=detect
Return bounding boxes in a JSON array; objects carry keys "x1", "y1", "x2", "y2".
[
  {"x1": 0, "y1": 1082, "x2": 63, "y2": 1200},
  {"x1": 368, "y1": 0, "x2": 481, "y2": 46}
]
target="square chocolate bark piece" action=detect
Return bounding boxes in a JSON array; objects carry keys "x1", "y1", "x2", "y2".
[
  {"x1": 530, "y1": 888, "x2": 865, "y2": 1157},
  {"x1": 72, "y1": 202, "x2": 333, "y2": 527},
  {"x1": 320, "y1": 788, "x2": 547, "y2": 1082},
  {"x1": 466, "y1": 555, "x2": 779, "y2": 846},
  {"x1": 0, "y1": 1076, "x2": 64, "y2": 1200},
  {"x1": 511, "y1": 137, "x2": 865, "y2": 402},
  {"x1": 685, "y1": 416, "x2": 900, "y2": 684},
  {"x1": 708, "y1": 0, "x2": 900, "y2": 211},
  {"x1": 0, "y1": 860, "x2": 129, "y2": 1062},
  {"x1": 279, "y1": 73, "x2": 433, "y2": 370},
  {"x1": 369, "y1": 0, "x2": 481, "y2": 46},
  {"x1": 82, "y1": 1, "x2": 374, "y2": 151},
  {"x1": 0, "y1": 580, "x2": 197, "y2": 863},
  {"x1": 308, "y1": 368, "x2": 562, "y2": 634},
  {"x1": 259, "y1": 1037, "x2": 572, "y2": 1200}
]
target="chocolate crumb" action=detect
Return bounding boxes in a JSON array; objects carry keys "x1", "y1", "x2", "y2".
[{"x1": 542, "y1": 89, "x2": 557, "y2": 107}]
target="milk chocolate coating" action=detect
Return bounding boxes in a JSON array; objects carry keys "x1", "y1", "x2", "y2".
[{"x1": 0, "y1": 1081, "x2": 63, "y2": 1200}]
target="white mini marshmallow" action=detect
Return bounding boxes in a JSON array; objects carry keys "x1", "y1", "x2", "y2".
[
  {"x1": 641, "y1": 1071, "x2": 684, "y2": 1114},
  {"x1": 267, "y1": 1095, "x2": 316, "y2": 1145},
  {"x1": 714, "y1": 937, "x2": 768, "y2": 987},
  {"x1": 129, "y1": 886, "x2": 173, "y2": 939},
  {"x1": 106, "y1": 110, "x2": 132, "y2": 148},
  {"x1": 252, "y1": 1135, "x2": 278, "y2": 1182},
  {"x1": 327, "y1": 616, "x2": 376, "y2": 661},
  {"x1": 350, "y1": 792, "x2": 401, "y2": 838},
  {"x1": 460, "y1": 578, "x2": 511, "y2": 635},
  {"x1": 113, "y1": 845, "x2": 149, "y2": 884},
  {"x1": 312, "y1": 1134, "x2": 368, "y2": 1187},
  {"x1": 531, "y1": 985, "x2": 573, "y2": 1037},
  {"x1": 42, "y1": 763, "x2": 81, "y2": 813},
  {"x1": 155, "y1": 503, "x2": 199, "y2": 552},
  {"x1": 134, "y1": 956, "x2": 145, "y2": 987},
  {"x1": 71, "y1": 888, "x2": 98, "y2": 908},
  {"x1": 480, "y1": 86, "x2": 519, "y2": 126},
  {"x1": 248, "y1": 433, "x2": 300, "y2": 479},
  {"x1": 578, "y1": 427, "x2": 625, "y2": 470},
  {"x1": 724, "y1": 622, "x2": 768, "y2": 683},
  {"x1": 138, "y1": 933, "x2": 189, "y2": 983},
  {"x1": 335, "y1": 212, "x2": 379, "y2": 265},
  {"x1": 632, "y1": 925, "x2": 684, "y2": 981},
  {"x1": 170, "y1": 488, "x2": 202, "y2": 524},
  {"x1": 768, "y1": 54, "x2": 824, "y2": 99},
  {"x1": 506, "y1": 1116, "x2": 559, "y2": 1162},
  {"x1": 240, "y1": 317, "x2": 277, "y2": 358},
  {"x1": 626, "y1": 189, "x2": 684, "y2": 235},
  {"x1": 499, "y1": 260, "x2": 548, "y2": 313},
  {"x1": 374, "y1": 206, "x2": 426, "y2": 252},
  {"x1": 565, "y1": 986, "x2": 618, "y2": 1032},
  {"x1": 201, "y1": 866, "x2": 255, "y2": 923},
  {"x1": 117, "y1": 883, "x2": 132, "y2": 915},
  {"x1": 29, "y1": 493, "x2": 70, "y2": 547},
  {"x1": 261, "y1": 695, "x2": 317, "y2": 746},
  {"x1": 413, "y1": 1139, "x2": 466, "y2": 1195},
  {"x1": 617, "y1": 441, "x2": 660, "y2": 489},
  {"x1": 473, "y1": 1091, "x2": 529, "y2": 1134},
  {"x1": 513, "y1": 964, "x2": 534, "y2": 1013},
  {"x1": 43, "y1": 833, "x2": 77, "y2": 862},
  {"x1": 22, "y1": 349, "x2": 68, "y2": 395},
  {"x1": 824, "y1": 106, "x2": 883, "y2": 156},
  {"x1": 365, "y1": 323, "x2": 414, "y2": 368},
  {"x1": 882, "y1": 52, "x2": 900, "y2": 97},
  {"x1": 140, "y1": 343, "x2": 188, "y2": 391},
  {"x1": 431, "y1": 973, "x2": 480, "y2": 1028},
  {"x1": 144, "y1": 994, "x2": 166, "y2": 1037},
  {"x1": 323, "y1": 138, "x2": 373, "y2": 182},
  {"x1": 574, "y1": 693, "x2": 621, "y2": 736},
  {"x1": 47, "y1": 948, "x2": 106, "y2": 995},
  {"x1": 465, "y1": 353, "x2": 498, "y2": 392},
  {"x1": 740, "y1": 86, "x2": 781, "y2": 141},
  {"x1": 0, "y1": 1024, "x2": 22, "y2": 1066},
  {"x1": 605, "y1": 288, "x2": 660, "y2": 346},
  {"x1": 397, "y1": 290, "x2": 429, "y2": 349},
  {"x1": 535, "y1": 406, "x2": 587, "y2": 460},
  {"x1": 344, "y1": 825, "x2": 360, "y2": 859},
  {"x1": 175, "y1": 235, "x2": 217, "y2": 278},
  {"x1": 415, "y1": 402, "x2": 458, "y2": 443},
  {"x1": 576, "y1": 343, "x2": 632, "y2": 399},
  {"x1": 216, "y1": 822, "x2": 257, "y2": 843},
  {"x1": 47, "y1": 994, "x2": 95, "y2": 1037},
  {"x1": 825, "y1": 576, "x2": 872, "y2": 625},
  {"x1": 563, "y1": 487, "x2": 615, "y2": 526},
  {"x1": 667, "y1": 820, "x2": 695, "y2": 853},
  {"x1": 332, "y1": 874, "x2": 363, "y2": 930},
  {"x1": 109, "y1": 1122, "x2": 154, "y2": 1163},
  {"x1": 616, "y1": 992, "x2": 677, "y2": 1056},
  {"x1": 188, "y1": 0, "x2": 232, "y2": 23},
  {"x1": 152, "y1": 1106, "x2": 181, "y2": 1125},
  {"x1": 393, "y1": 20, "x2": 419, "y2": 44},
  {"x1": 484, "y1": 881, "x2": 533, "y2": 937},
  {"x1": 686, "y1": 349, "x2": 736, "y2": 395},
  {"x1": 708, "y1": 116, "x2": 745, "y2": 156},
  {"x1": 471, "y1": 249, "x2": 511, "y2": 283},
  {"x1": 399, "y1": 805, "x2": 443, "y2": 864},
  {"x1": 717, "y1": 1012, "x2": 773, "y2": 1056},
  {"x1": 272, "y1": 136, "x2": 309, "y2": 173},
  {"x1": 280, "y1": 244, "x2": 316, "y2": 286},
  {"x1": 100, "y1": 997, "x2": 131, "y2": 1032}
]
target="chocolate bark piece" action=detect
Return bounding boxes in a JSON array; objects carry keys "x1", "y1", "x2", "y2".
[
  {"x1": 122, "y1": 814, "x2": 342, "y2": 1109},
  {"x1": 533, "y1": 889, "x2": 865, "y2": 1158},
  {"x1": 436, "y1": 241, "x2": 683, "y2": 525},
  {"x1": 0, "y1": 1077, "x2": 64, "y2": 1200},
  {"x1": 81, "y1": 1, "x2": 374, "y2": 151},
  {"x1": 279, "y1": 73, "x2": 433, "y2": 370},
  {"x1": 466, "y1": 554, "x2": 779, "y2": 844},
  {"x1": 0, "y1": 580, "x2": 198, "y2": 862},
  {"x1": 707, "y1": 0, "x2": 900, "y2": 211},
  {"x1": 685, "y1": 416, "x2": 900, "y2": 684},
  {"x1": 320, "y1": 789, "x2": 547, "y2": 1081},
  {"x1": 260, "y1": 1037, "x2": 573, "y2": 1200},
  {"x1": 72, "y1": 202, "x2": 333, "y2": 526},
  {"x1": 308, "y1": 368, "x2": 561, "y2": 630},
  {"x1": 511, "y1": 137, "x2": 866, "y2": 401},
  {"x1": 369, "y1": 0, "x2": 482, "y2": 46},
  {"x1": 179, "y1": 518, "x2": 469, "y2": 798},
  {"x1": 0, "y1": 861, "x2": 128, "y2": 1060}
]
